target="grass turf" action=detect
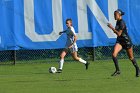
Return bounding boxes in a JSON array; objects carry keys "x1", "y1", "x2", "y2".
[{"x1": 0, "y1": 59, "x2": 140, "y2": 93}]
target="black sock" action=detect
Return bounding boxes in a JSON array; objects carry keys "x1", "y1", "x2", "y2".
[
  {"x1": 131, "y1": 58, "x2": 139, "y2": 71},
  {"x1": 112, "y1": 57, "x2": 120, "y2": 71}
]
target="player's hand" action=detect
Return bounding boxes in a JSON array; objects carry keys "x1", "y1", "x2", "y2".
[
  {"x1": 59, "y1": 32, "x2": 62, "y2": 35},
  {"x1": 107, "y1": 23, "x2": 113, "y2": 29},
  {"x1": 68, "y1": 45, "x2": 73, "y2": 49}
]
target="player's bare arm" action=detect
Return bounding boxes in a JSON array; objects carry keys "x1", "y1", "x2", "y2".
[
  {"x1": 107, "y1": 23, "x2": 123, "y2": 36},
  {"x1": 59, "y1": 30, "x2": 66, "y2": 35},
  {"x1": 68, "y1": 34, "x2": 77, "y2": 49}
]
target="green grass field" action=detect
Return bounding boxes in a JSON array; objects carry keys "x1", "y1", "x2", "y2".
[{"x1": 0, "y1": 59, "x2": 140, "y2": 93}]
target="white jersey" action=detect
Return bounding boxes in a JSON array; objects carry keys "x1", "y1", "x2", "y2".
[{"x1": 65, "y1": 26, "x2": 78, "y2": 52}]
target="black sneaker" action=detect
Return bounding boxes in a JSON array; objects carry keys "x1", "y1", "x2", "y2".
[
  {"x1": 57, "y1": 69, "x2": 62, "y2": 73},
  {"x1": 111, "y1": 71, "x2": 121, "y2": 76},
  {"x1": 85, "y1": 62, "x2": 90, "y2": 70},
  {"x1": 136, "y1": 68, "x2": 140, "y2": 77}
]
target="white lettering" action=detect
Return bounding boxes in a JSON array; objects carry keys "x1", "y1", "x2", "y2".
[
  {"x1": 24, "y1": 0, "x2": 118, "y2": 42},
  {"x1": 77, "y1": 0, "x2": 118, "y2": 39},
  {"x1": 24, "y1": 0, "x2": 63, "y2": 42}
]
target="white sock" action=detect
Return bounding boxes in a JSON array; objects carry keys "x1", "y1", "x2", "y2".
[
  {"x1": 79, "y1": 58, "x2": 87, "y2": 64},
  {"x1": 59, "y1": 59, "x2": 64, "y2": 70}
]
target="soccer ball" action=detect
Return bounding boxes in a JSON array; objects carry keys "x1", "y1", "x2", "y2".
[{"x1": 49, "y1": 67, "x2": 57, "y2": 73}]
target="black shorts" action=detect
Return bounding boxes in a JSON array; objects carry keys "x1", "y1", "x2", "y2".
[{"x1": 116, "y1": 40, "x2": 133, "y2": 50}]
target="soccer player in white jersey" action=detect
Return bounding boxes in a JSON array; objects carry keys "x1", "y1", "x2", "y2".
[{"x1": 57, "y1": 18, "x2": 90, "y2": 73}]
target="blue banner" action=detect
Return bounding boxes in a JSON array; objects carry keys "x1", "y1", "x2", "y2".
[{"x1": 0, "y1": 0, "x2": 140, "y2": 50}]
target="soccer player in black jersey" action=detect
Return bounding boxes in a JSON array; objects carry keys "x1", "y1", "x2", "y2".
[{"x1": 107, "y1": 9, "x2": 140, "y2": 77}]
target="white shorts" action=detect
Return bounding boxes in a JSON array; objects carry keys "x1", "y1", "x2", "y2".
[{"x1": 65, "y1": 44, "x2": 78, "y2": 53}]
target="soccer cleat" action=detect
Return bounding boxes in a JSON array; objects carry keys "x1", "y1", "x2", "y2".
[
  {"x1": 136, "y1": 74, "x2": 139, "y2": 77},
  {"x1": 57, "y1": 69, "x2": 62, "y2": 73},
  {"x1": 111, "y1": 71, "x2": 121, "y2": 76},
  {"x1": 85, "y1": 62, "x2": 90, "y2": 70}
]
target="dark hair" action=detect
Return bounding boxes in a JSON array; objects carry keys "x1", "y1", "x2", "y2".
[
  {"x1": 115, "y1": 9, "x2": 125, "y2": 16},
  {"x1": 66, "y1": 18, "x2": 72, "y2": 23}
]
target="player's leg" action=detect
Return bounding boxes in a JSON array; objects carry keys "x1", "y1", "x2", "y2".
[
  {"x1": 71, "y1": 51, "x2": 90, "y2": 70},
  {"x1": 126, "y1": 47, "x2": 140, "y2": 77},
  {"x1": 111, "y1": 43, "x2": 122, "y2": 76},
  {"x1": 57, "y1": 49, "x2": 67, "y2": 73}
]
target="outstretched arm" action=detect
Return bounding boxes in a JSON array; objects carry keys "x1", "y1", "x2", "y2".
[
  {"x1": 107, "y1": 23, "x2": 123, "y2": 36},
  {"x1": 59, "y1": 30, "x2": 66, "y2": 35}
]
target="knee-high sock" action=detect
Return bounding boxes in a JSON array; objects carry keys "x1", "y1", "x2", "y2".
[
  {"x1": 59, "y1": 59, "x2": 64, "y2": 70},
  {"x1": 79, "y1": 58, "x2": 87, "y2": 64},
  {"x1": 112, "y1": 57, "x2": 120, "y2": 71},
  {"x1": 131, "y1": 58, "x2": 139, "y2": 71}
]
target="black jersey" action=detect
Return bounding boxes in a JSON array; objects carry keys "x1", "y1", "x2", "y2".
[{"x1": 115, "y1": 19, "x2": 132, "y2": 49}]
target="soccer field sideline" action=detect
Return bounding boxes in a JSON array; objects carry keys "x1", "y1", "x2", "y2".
[{"x1": 0, "y1": 59, "x2": 140, "y2": 93}]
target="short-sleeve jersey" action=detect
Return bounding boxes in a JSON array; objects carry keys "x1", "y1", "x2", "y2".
[
  {"x1": 65, "y1": 26, "x2": 77, "y2": 47},
  {"x1": 115, "y1": 19, "x2": 132, "y2": 45}
]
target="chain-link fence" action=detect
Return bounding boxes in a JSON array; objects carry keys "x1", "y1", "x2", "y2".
[{"x1": 0, "y1": 45, "x2": 140, "y2": 64}]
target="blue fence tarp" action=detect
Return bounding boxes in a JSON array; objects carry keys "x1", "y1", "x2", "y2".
[{"x1": 0, "y1": 0, "x2": 140, "y2": 50}]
